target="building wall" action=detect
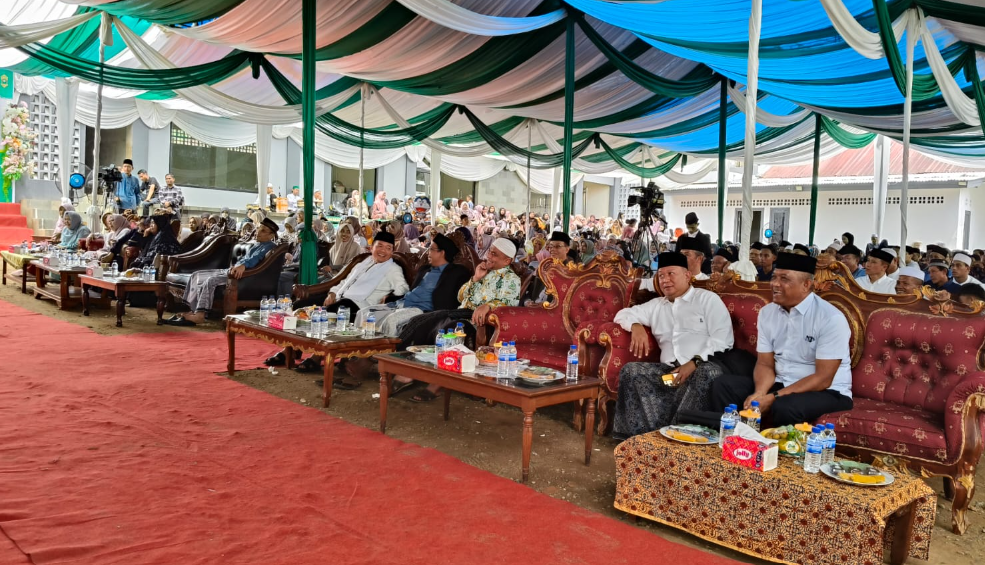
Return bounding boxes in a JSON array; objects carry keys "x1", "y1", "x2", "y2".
[
  {"x1": 583, "y1": 181, "x2": 610, "y2": 217},
  {"x1": 665, "y1": 187, "x2": 964, "y2": 248},
  {"x1": 476, "y1": 169, "x2": 551, "y2": 216}
]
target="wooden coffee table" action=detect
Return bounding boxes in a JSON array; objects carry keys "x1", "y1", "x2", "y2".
[
  {"x1": 30, "y1": 259, "x2": 88, "y2": 310},
  {"x1": 375, "y1": 352, "x2": 600, "y2": 482},
  {"x1": 225, "y1": 315, "x2": 400, "y2": 407},
  {"x1": 2, "y1": 251, "x2": 38, "y2": 294},
  {"x1": 80, "y1": 274, "x2": 168, "y2": 327}
]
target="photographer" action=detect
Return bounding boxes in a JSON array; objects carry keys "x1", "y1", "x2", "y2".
[
  {"x1": 138, "y1": 169, "x2": 161, "y2": 216},
  {"x1": 114, "y1": 159, "x2": 142, "y2": 213}
]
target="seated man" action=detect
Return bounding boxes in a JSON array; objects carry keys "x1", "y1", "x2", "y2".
[
  {"x1": 398, "y1": 238, "x2": 522, "y2": 402},
  {"x1": 709, "y1": 253, "x2": 853, "y2": 426},
  {"x1": 524, "y1": 231, "x2": 571, "y2": 306},
  {"x1": 854, "y1": 247, "x2": 897, "y2": 294},
  {"x1": 836, "y1": 244, "x2": 866, "y2": 279},
  {"x1": 612, "y1": 252, "x2": 735, "y2": 440},
  {"x1": 895, "y1": 265, "x2": 927, "y2": 295},
  {"x1": 927, "y1": 260, "x2": 961, "y2": 294},
  {"x1": 294, "y1": 231, "x2": 410, "y2": 373},
  {"x1": 757, "y1": 244, "x2": 777, "y2": 281},
  {"x1": 169, "y1": 218, "x2": 280, "y2": 326},
  {"x1": 675, "y1": 235, "x2": 710, "y2": 280},
  {"x1": 711, "y1": 246, "x2": 735, "y2": 275}
]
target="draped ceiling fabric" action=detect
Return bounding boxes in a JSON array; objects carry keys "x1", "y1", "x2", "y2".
[{"x1": 1, "y1": 0, "x2": 984, "y2": 189}]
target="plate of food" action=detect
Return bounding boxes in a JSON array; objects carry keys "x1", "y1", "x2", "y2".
[
  {"x1": 659, "y1": 425, "x2": 719, "y2": 445},
  {"x1": 292, "y1": 306, "x2": 317, "y2": 321},
  {"x1": 515, "y1": 366, "x2": 564, "y2": 385},
  {"x1": 406, "y1": 345, "x2": 436, "y2": 363},
  {"x1": 243, "y1": 309, "x2": 261, "y2": 319},
  {"x1": 474, "y1": 346, "x2": 530, "y2": 367},
  {"x1": 328, "y1": 329, "x2": 363, "y2": 337},
  {"x1": 821, "y1": 461, "x2": 894, "y2": 486}
]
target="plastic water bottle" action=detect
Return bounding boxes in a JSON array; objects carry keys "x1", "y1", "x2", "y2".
[
  {"x1": 363, "y1": 313, "x2": 376, "y2": 337},
  {"x1": 454, "y1": 322, "x2": 466, "y2": 346},
  {"x1": 285, "y1": 294, "x2": 293, "y2": 313},
  {"x1": 436, "y1": 328, "x2": 447, "y2": 351},
  {"x1": 21, "y1": 240, "x2": 28, "y2": 254},
  {"x1": 336, "y1": 305, "x2": 349, "y2": 331},
  {"x1": 497, "y1": 343, "x2": 510, "y2": 379},
  {"x1": 804, "y1": 426, "x2": 824, "y2": 474},
  {"x1": 565, "y1": 345, "x2": 579, "y2": 382},
  {"x1": 318, "y1": 308, "x2": 329, "y2": 336},
  {"x1": 508, "y1": 341, "x2": 518, "y2": 377},
  {"x1": 149, "y1": 266, "x2": 157, "y2": 281},
  {"x1": 719, "y1": 404, "x2": 737, "y2": 447},
  {"x1": 822, "y1": 423, "x2": 837, "y2": 466},
  {"x1": 110, "y1": 262, "x2": 119, "y2": 278},
  {"x1": 141, "y1": 266, "x2": 149, "y2": 281},
  {"x1": 743, "y1": 401, "x2": 762, "y2": 432},
  {"x1": 260, "y1": 296, "x2": 271, "y2": 324}
]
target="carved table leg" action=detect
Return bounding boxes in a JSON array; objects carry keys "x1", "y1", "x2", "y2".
[
  {"x1": 82, "y1": 283, "x2": 91, "y2": 316},
  {"x1": 322, "y1": 354, "x2": 334, "y2": 408},
  {"x1": 115, "y1": 290, "x2": 127, "y2": 327},
  {"x1": 226, "y1": 328, "x2": 236, "y2": 375},
  {"x1": 585, "y1": 394, "x2": 596, "y2": 465},
  {"x1": 443, "y1": 389, "x2": 452, "y2": 421},
  {"x1": 155, "y1": 287, "x2": 166, "y2": 325},
  {"x1": 572, "y1": 399, "x2": 585, "y2": 432},
  {"x1": 59, "y1": 275, "x2": 71, "y2": 310},
  {"x1": 521, "y1": 409, "x2": 535, "y2": 483},
  {"x1": 285, "y1": 347, "x2": 295, "y2": 370},
  {"x1": 379, "y1": 370, "x2": 391, "y2": 433},
  {"x1": 890, "y1": 502, "x2": 916, "y2": 565}
]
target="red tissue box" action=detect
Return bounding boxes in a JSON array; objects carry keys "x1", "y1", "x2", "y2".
[
  {"x1": 722, "y1": 435, "x2": 778, "y2": 472},
  {"x1": 437, "y1": 346, "x2": 476, "y2": 373},
  {"x1": 267, "y1": 312, "x2": 297, "y2": 330}
]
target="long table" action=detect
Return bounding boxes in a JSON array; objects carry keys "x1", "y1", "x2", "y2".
[
  {"x1": 1, "y1": 251, "x2": 37, "y2": 294},
  {"x1": 30, "y1": 260, "x2": 88, "y2": 310},
  {"x1": 80, "y1": 275, "x2": 168, "y2": 327},
  {"x1": 225, "y1": 314, "x2": 400, "y2": 407},
  {"x1": 375, "y1": 351, "x2": 600, "y2": 482}
]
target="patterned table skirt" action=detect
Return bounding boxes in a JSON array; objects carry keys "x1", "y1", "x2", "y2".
[{"x1": 614, "y1": 433, "x2": 935, "y2": 565}]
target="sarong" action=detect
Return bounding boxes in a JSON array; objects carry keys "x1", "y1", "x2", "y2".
[
  {"x1": 183, "y1": 268, "x2": 229, "y2": 312},
  {"x1": 612, "y1": 360, "x2": 724, "y2": 439}
]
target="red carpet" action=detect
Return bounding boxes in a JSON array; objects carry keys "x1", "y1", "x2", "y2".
[
  {"x1": 0, "y1": 300, "x2": 740, "y2": 565},
  {"x1": 0, "y1": 203, "x2": 33, "y2": 248}
]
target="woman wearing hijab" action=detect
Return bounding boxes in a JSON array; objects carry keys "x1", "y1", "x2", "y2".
[
  {"x1": 371, "y1": 191, "x2": 389, "y2": 220},
  {"x1": 579, "y1": 239, "x2": 596, "y2": 264},
  {"x1": 328, "y1": 223, "x2": 362, "y2": 272},
  {"x1": 403, "y1": 221, "x2": 421, "y2": 243},
  {"x1": 133, "y1": 214, "x2": 182, "y2": 269},
  {"x1": 86, "y1": 214, "x2": 130, "y2": 261},
  {"x1": 282, "y1": 216, "x2": 298, "y2": 245},
  {"x1": 388, "y1": 220, "x2": 412, "y2": 254},
  {"x1": 57, "y1": 211, "x2": 91, "y2": 251},
  {"x1": 49, "y1": 203, "x2": 76, "y2": 244},
  {"x1": 476, "y1": 227, "x2": 495, "y2": 260}
]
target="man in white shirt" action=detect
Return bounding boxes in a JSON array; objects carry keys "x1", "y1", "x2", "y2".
[
  {"x1": 611, "y1": 252, "x2": 734, "y2": 440},
  {"x1": 710, "y1": 253, "x2": 853, "y2": 426},
  {"x1": 895, "y1": 265, "x2": 926, "y2": 295},
  {"x1": 286, "y1": 186, "x2": 301, "y2": 213},
  {"x1": 951, "y1": 252, "x2": 985, "y2": 290},
  {"x1": 295, "y1": 231, "x2": 409, "y2": 374},
  {"x1": 854, "y1": 247, "x2": 897, "y2": 294}
]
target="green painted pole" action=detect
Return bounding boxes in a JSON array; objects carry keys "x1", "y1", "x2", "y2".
[
  {"x1": 298, "y1": 0, "x2": 317, "y2": 285},
  {"x1": 716, "y1": 78, "x2": 727, "y2": 245},
  {"x1": 808, "y1": 113, "x2": 822, "y2": 247},
  {"x1": 560, "y1": 14, "x2": 575, "y2": 230}
]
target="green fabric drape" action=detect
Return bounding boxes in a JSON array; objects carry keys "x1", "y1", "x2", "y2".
[
  {"x1": 819, "y1": 116, "x2": 877, "y2": 148},
  {"x1": 437, "y1": 115, "x2": 525, "y2": 145},
  {"x1": 460, "y1": 108, "x2": 596, "y2": 168},
  {"x1": 595, "y1": 139, "x2": 681, "y2": 176},
  {"x1": 286, "y1": 3, "x2": 417, "y2": 61},
  {"x1": 962, "y1": 52, "x2": 985, "y2": 140},
  {"x1": 809, "y1": 114, "x2": 822, "y2": 247},
  {"x1": 575, "y1": 15, "x2": 718, "y2": 98},
  {"x1": 17, "y1": 42, "x2": 256, "y2": 90},
  {"x1": 561, "y1": 14, "x2": 576, "y2": 227},
  {"x1": 717, "y1": 78, "x2": 727, "y2": 246},
  {"x1": 92, "y1": 0, "x2": 242, "y2": 26},
  {"x1": 299, "y1": 0, "x2": 317, "y2": 286}
]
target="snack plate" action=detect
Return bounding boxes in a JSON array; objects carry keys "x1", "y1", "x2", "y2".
[
  {"x1": 329, "y1": 329, "x2": 363, "y2": 337},
  {"x1": 820, "y1": 461, "x2": 894, "y2": 486},
  {"x1": 406, "y1": 345, "x2": 434, "y2": 354},
  {"x1": 243, "y1": 310, "x2": 260, "y2": 319},
  {"x1": 515, "y1": 368, "x2": 564, "y2": 386},
  {"x1": 658, "y1": 425, "x2": 719, "y2": 445}
]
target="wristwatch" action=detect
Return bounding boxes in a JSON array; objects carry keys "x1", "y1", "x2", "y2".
[{"x1": 691, "y1": 355, "x2": 703, "y2": 366}]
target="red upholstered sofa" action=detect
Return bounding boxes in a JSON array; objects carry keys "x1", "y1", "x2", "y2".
[
  {"x1": 597, "y1": 265, "x2": 985, "y2": 534},
  {"x1": 488, "y1": 249, "x2": 637, "y2": 387}
]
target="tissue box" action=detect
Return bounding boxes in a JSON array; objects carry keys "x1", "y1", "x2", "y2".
[
  {"x1": 86, "y1": 265, "x2": 104, "y2": 278},
  {"x1": 437, "y1": 345, "x2": 476, "y2": 373},
  {"x1": 268, "y1": 313, "x2": 297, "y2": 331},
  {"x1": 43, "y1": 255, "x2": 60, "y2": 267},
  {"x1": 722, "y1": 435, "x2": 778, "y2": 472}
]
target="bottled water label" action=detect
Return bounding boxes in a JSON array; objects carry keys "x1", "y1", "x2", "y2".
[{"x1": 804, "y1": 429, "x2": 824, "y2": 474}]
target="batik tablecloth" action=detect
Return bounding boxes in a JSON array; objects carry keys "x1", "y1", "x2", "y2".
[
  {"x1": 614, "y1": 433, "x2": 935, "y2": 565},
  {"x1": 1, "y1": 250, "x2": 33, "y2": 270}
]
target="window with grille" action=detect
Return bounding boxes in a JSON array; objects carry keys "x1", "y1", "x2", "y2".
[
  {"x1": 28, "y1": 93, "x2": 81, "y2": 182},
  {"x1": 169, "y1": 124, "x2": 257, "y2": 191}
]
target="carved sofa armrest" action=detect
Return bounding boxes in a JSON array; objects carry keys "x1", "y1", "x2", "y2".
[{"x1": 223, "y1": 244, "x2": 291, "y2": 314}]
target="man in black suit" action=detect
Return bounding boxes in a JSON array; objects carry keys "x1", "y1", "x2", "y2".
[{"x1": 683, "y1": 212, "x2": 713, "y2": 274}]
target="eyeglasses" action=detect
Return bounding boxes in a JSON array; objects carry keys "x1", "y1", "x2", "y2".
[{"x1": 547, "y1": 243, "x2": 567, "y2": 249}]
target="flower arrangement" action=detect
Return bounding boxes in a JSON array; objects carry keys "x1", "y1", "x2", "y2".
[{"x1": 0, "y1": 102, "x2": 37, "y2": 201}]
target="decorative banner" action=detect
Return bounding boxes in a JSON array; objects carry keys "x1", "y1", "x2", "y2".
[{"x1": 0, "y1": 69, "x2": 13, "y2": 102}]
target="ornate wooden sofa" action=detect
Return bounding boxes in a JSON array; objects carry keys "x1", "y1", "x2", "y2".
[
  {"x1": 292, "y1": 252, "x2": 418, "y2": 308},
  {"x1": 165, "y1": 233, "x2": 289, "y2": 315},
  {"x1": 596, "y1": 263, "x2": 985, "y2": 534}
]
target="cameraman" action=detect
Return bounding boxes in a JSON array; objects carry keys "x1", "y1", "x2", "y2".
[
  {"x1": 137, "y1": 169, "x2": 161, "y2": 216},
  {"x1": 114, "y1": 159, "x2": 142, "y2": 213}
]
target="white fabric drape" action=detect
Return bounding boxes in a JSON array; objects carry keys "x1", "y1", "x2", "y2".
[
  {"x1": 256, "y1": 124, "x2": 272, "y2": 205},
  {"x1": 738, "y1": 0, "x2": 762, "y2": 261},
  {"x1": 0, "y1": 11, "x2": 98, "y2": 49},
  {"x1": 728, "y1": 82, "x2": 810, "y2": 127},
  {"x1": 440, "y1": 152, "x2": 507, "y2": 181},
  {"x1": 394, "y1": 0, "x2": 565, "y2": 36},
  {"x1": 873, "y1": 137, "x2": 889, "y2": 239},
  {"x1": 429, "y1": 150, "x2": 441, "y2": 226},
  {"x1": 54, "y1": 77, "x2": 79, "y2": 196},
  {"x1": 919, "y1": 11, "x2": 980, "y2": 128},
  {"x1": 819, "y1": 0, "x2": 910, "y2": 59}
]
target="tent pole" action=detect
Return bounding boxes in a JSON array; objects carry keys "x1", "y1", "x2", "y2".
[
  {"x1": 900, "y1": 15, "x2": 915, "y2": 249},
  {"x1": 90, "y1": 13, "x2": 110, "y2": 228},
  {"x1": 429, "y1": 150, "x2": 441, "y2": 227},
  {"x1": 358, "y1": 84, "x2": 366, "y2": 221},
  {"x1": 738, "y1": 0, "x2": 762, "y2": 261},
  {"x1": 716, "y1": 78, "x2": 727, "y2": 246},
  {"x1": 525, "y1": 120, "x2": 532, "y2": 238},
  {"x1": 560, "y1": 14, "x2": 575, "y2": 231},
  {"x1": 298, "y1": 0, "x2": 317, "y2": 285},
  {"x1": 808, "y1": 114, "x2": 821, "y2": 247}
]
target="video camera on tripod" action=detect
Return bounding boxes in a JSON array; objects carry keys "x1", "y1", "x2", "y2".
[{"x1": 626, "y1": 181, "x2": 668, "y2": 273}]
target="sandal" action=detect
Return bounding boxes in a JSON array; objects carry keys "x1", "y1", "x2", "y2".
[
  {"x1": 264, "y1": 352, "x2": 287, "y2": 367},
  {"x1": 391, "y1": 380, "x2": 415, "y2": 396},
  {"x1": 336, "y1": 377, "x2": 362, "y2": 390},
  {"x1": 295, "y1": 358, "x2": 322, "y2": 374},
  {"x1": 411, "y1": 389, "x2": 441, "y2": 403}
]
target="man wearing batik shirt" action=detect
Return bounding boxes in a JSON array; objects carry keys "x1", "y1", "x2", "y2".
[{"x1": 158, "y1": 173, "x2": 184, "y2": 217}]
